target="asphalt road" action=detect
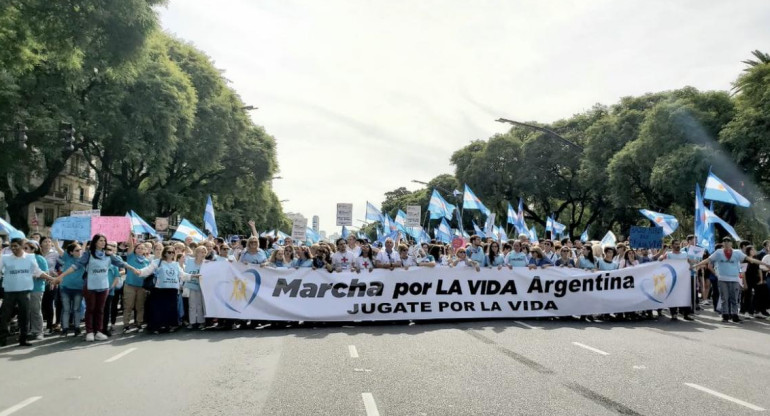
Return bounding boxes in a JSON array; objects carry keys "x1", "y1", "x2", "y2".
[{"x1": 1, "y1": 309, "x2": 768, "y2": 416}]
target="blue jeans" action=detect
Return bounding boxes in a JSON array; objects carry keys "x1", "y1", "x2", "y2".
[{"x1": 60, "y1": 288, "x2": 83, "y2": 330}]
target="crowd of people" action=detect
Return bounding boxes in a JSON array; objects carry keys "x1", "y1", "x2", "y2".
[{"x1": 1, "y1": 219, "x2": 769, "y2": 347}]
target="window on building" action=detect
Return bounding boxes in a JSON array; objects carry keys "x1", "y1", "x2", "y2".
[
  {"x1": 44, "y1": 208, "x2": 55, "y2": 227},
  {"x1": 79, "y1": 187, "x2": 85, "y2": 202}
]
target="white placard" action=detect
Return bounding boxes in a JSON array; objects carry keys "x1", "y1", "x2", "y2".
[
  {"x1": 71, "y1": 209, "x2": 100, "y2": 217},
  {"x1": 405, "y1": 205, "x2": 421, "y2": 227},
  {"x1": 336, "y1": 203, "x2": 353, "y2": 226},
  {"x1": 292, "y1": 218, "x2": 308, "y2": 240},
  {"x1": 155, "y1": 217, "x2": 169, "y2": 231},
  {"x1": 484, "y1": 213, "x2": 496, "y2": 235}
]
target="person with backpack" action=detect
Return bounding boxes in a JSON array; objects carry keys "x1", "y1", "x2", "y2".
[{"x1": 55, "y1": 234, "x2": 139, "y2": 341}]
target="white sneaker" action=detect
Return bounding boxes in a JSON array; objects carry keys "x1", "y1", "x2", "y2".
[
  {"x1": 35, "y1": 334, "x2": 44, "y2": 340},
  {"x1": 95, "y1": 332, "x2": 108, "y2": 341},
  {"x1": 85, "y1": 333, "x2": 95, "y2": 342}
]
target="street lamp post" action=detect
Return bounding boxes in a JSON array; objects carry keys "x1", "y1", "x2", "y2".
[
  {"x1": 241, "y1": 105, "x2": 258, "y2": 111},
  {"x1": 495, "y1": 118, "x2": 583, "y2": 151}
]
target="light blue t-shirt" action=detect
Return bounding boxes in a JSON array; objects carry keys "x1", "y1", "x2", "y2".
[
  {"x1": 1, "y1": 253, "x2": 41, "y2": 292},
  {"x1": 597, "y1": 258, "x2": 618, "y2": 271},
  {"x1": 240, "y1": 250, "x2": 267, "y2": 265},
  {"x1": 58, "y1": 254, "x2": 84, "y2": 290},
  {"x1": 125, "y1": 253, "x2": 150, "y2": 287},
  {"x1": 487, "y1": 254, "x2": 505, "y2": 267},
  {"x1": 184, "y1": 258, "x2": 203, "y2": 291},
  {"x1": 506, "y1": 252, "x2": 528, "y2": 267},
  {"x1": 467, "y1": 246, "x2": 487, "y2": 267},
  {"x1": 86, "y1": 254, "x2": 112, "y2": 291},
  {"x1": 33, "y1": 254, "x2": 49, "y2": 292},
  {"x1": 708, "y1": 249, "x2": 746, "y2": 282},
  {"x1": 578, "y1": 257, "x2": 596, "y2": 270},
  {"x1": 154, "y1": 261, "x2": 183, "y2": 290}
]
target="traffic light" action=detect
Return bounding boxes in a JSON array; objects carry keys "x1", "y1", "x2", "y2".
[
  {"x1": 60, "y1": 122, "x2": 75, "y2": 151},
  {"x1": 15, "y1": 123, "x2": 27, "y2": 149}
]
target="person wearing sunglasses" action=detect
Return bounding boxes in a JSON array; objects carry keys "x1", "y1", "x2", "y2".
[{"x1": 136, "y1": 247, "x2": 201, "y2": 333}]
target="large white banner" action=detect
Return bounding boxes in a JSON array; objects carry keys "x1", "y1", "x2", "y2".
[{"x1": 200, "y1": 260, "x2": 691, "y2": 321}]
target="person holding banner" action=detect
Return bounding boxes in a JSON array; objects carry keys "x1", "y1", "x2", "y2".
[
  {"x1": 527, "y1": 247, "x2": 553, "y2": 269},
  {"x1": 577, "y1": 245, "x2": 598, "y2": 270},
  {"x1": 375, "y1": 238, "x2": 400, "y2": 270},
  {"x1": 555, "y1": 246, "x2": 575, "y2": 267},
  {"x1": 656, "y1": 239, "x2": 693, "y2": 321},
  {"x1": 694, "y1": 237, "x2": 770, "y2": 323},
  {"x1": 467, "y1": 236, "x2": 487, "y2": 267},
  {"x1": 0, "y1": 238, "x2": 57, "y2": 346},
  {"x1": 505, "y1": 241, "x2": 529, "y2": 268},
  {"x1": 136, "y1": 246, "x2": 201, "y2": 333},
  {"x1": 486, "y1": 241, "x2": 505, "y2": 269},
  {"x1": 294, "y1": 246, "x2": 314, "y2": 268},
  {"x1": 452, "y1": 248, "x2": 481, "y2": 272},
  {"x1": 331, "y1": 238, "x2": 356, "y2": 272},
  {"x1": 56, "y1": 234, "x2": 139, "y2": 341},
  {"x1": 183, "y1": 246, "x2": 207, "y2": 329},
  {"x1": 238, "y1": 236, "x2": 267, "y2": 265},
  {"x1": 597, "y1": 247, "x2": 619, "y2": 271}
]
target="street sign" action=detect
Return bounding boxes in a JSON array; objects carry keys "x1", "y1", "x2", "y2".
[
  {"x1": 405, "y1": 205, "x2": 421, "y2": 227},
  {"x1": 336, "y1": 203, "x2": 353, "y2": 226},
  {"x1": 292, "y1": 218, "x2": 308, "y2": 240}
]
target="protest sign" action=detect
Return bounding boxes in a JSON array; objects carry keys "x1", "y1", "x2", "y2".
[
  {"x1": 405, "y1": 205, "x2": 421, "y2": 227},
  {"x1": 629, "y1": 226, "x2": 664, "y2": 249},
  {"x1": 336, "y1": 203, "x2": 353, "y2": 226},
  {"x1": 91, "y1": 216, "x2": 131, "y2": 242},
  {"x1": 51, "y1": 216, "x2": 91, "y2": 241},
  {"x1": 292, "y1": 218, "x2": 308, "y2": 240}
]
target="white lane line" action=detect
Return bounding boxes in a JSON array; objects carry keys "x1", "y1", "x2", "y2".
[
  {"x1": 104, "y1": 347, "x2": 137, "y2": 363},
  {"x1": 0, "y1": 396, "x2": 42, "y2": 416},
  {"x1": 513, "y1": 320, "x2": 540, "y2": 330},
  {"x1": 348, "y1": 345, "x2": 359, "y2": 358},
  {"x1": 685, "y1": 383, "x2": 765, "y2": 411},
  {"x1": 361, "y1": 393, "x2": 380, "y2": 416},
  {"x1": 572, "y1": 342, "x2": 609, "y2": 356}
]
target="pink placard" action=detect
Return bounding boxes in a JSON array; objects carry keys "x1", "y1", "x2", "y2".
[{"x1": 91, "y1": 216, "x2": 132, "y2": 242}]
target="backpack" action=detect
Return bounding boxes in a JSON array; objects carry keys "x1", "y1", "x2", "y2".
[{"x1": 142, "y1": 260, "x2": 162, "y2": 290}]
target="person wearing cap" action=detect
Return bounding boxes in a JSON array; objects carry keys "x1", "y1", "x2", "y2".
[
  {"x1": 693, "y1": 237, "x2": 769, "y2": 323},
  {"x1": 0, "y1": 238, "x2": 56, "y2": 346}
]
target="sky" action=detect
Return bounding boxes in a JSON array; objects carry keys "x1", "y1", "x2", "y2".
[{"x1": 158, "y1": 0, "x2": 770, "y2": 236}]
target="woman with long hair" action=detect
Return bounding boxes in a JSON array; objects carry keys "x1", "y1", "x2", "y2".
[
  {"x1": 56, "y1": 234, "x2": 138, "y2": 341},
  {"x1": 136, "y1": 246, "x2": 200, "y2": 333}
]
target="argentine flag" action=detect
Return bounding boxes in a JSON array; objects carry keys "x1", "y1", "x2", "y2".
[
  {"x1": 435, "y1": 218, "x2": 453, "y2": 243},
  {"x1": 463, "y1": 184, "x2": 491, "y2": 216},
  {"x1": 472, "y1": 220, "x2": 486, "y2": 238},
  {"x1": 429, "y1": 190, "x2": 456, "y2": 220},
  {"x1": 341, "y1": 225, "x2": 350, "y2": 238},
  {"x1": 600, "y1": 231, "x2": 617, "y2": 248},
  {"x1": 127, "y1": 211, "x2": 158, "y2": 237},
  {"x1": 172, "y1": 219, "x2": 207, "y2": 243},
  {"x1": 580, "y1": 229, "x2": 589, "y2": 242},
  {"x1": 204, "y1": 195, "x2": 218, "y2": 238},
  {"x1": 0, "y1": 217, "x2": 24, "y2": 239},
  {"x1": 703, "y1": 205, "x2": 741, "y2": 241},
  {"x1": 639, "y1": 209, "x2": 679, "y2": 236},
  {"x1": 365, "y1": 201, "x2": 383, "y2": 223},
  {"x1": 507, "y1": 202, "x2": 517, "y2": 225},
  {"x1": 704, "y1": 172, "x2": 750, "y2": 207},
  {"x1": 529, "y1": 226, "x2": 538, "y2": 242}
]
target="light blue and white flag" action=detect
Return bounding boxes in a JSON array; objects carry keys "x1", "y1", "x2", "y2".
[
  {"x1": 341, "y1": 225, "x2": 350, "y2": 239},
  {"x1": 172, "y1": 219, "x2": 207, "y2": 243},
  {"x1": 436, "y1": 218, "x2": 453, "y2": 243},
  {"x1": 639, "y1": 209, "x2": 679, "y2": 236},
  {"x1": 546, "y1": 216, "x2": 566, "y2": 236},
  {"x1": 472, "y1": 220, "x2": 486, "y2": 238},
  {"x1": 429, "y1": 190, "x2": 456, "y2": 220},
  {"x1": 463, "y1": 184, "x2": 491, "y2": 216},
  {"x1": 580, "y1": 229, "x2": 589, "y2": 243},
  {"x1": 529, "y1": 226, "x2": 538, "y2": 242},
  {"x1": 0, "y1": 217, "x2": 24, "y2": 239},
  {"x1": 506, "y1": 202, "x2": 517, "y2": 226},
  {"x1": 704, "y1": 171, "x2": 750, "y2": 207},
  {"x1": 600, "y1": 231, "x2": 617, "y2": 248},
  {"x1": 395, "y1": 210, "x2": 408, "y2": 232},
  {"x1": 305, "y1": 228, "x2": 320, "y2": 244},
  {"x1": 703, "y1": 205, "x2": 741, "y2": 241},
  {"x1": 127, "y1": 210, "x2": 158, "y2": 237},
  {"x1": 204, "y1": 195, "x2": 218, "y2": 238},
  {"x1": 277, "y1": 230, "x2": 290, "y2": 241},
  {"x1": 365, "y1": 201, "x2": 383, "y2": 223},
  {"x1": 498, "y1": 226, "x2": 508, "y2": 242}
]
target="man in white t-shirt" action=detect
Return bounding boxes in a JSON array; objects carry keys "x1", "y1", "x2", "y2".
[
  {"x1": 375, "y1": 238, "x2": 400, "y2": 270},
  {"x1": 330, "y1": 238, "x2": 355, "y2": 272}
]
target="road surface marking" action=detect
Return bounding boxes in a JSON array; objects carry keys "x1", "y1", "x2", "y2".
[
  {"x1": 513, "y1": 321, "x2": 540, "y2": 329},
  {"x1": 0, "y1": 397, "x2": 42, "y2": 416},
  {"x1": 632, "y1": 365, "x2": 646, "y2": 369},
  {"x1": 572, "y1": 342, "x2": 609, "y2": 356},
  {"x1": 685, "y1": 383, "x2": 765, "y2": 411},
  {"x1": 362, "y1": 393, "x2": 380, "y2": 416},
  {"x1": 104, "y1": 347, "x2": 137, "y2": 363},
  {"x1": 348, "y1": 345, "x2": 359, "y2": 358}
]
